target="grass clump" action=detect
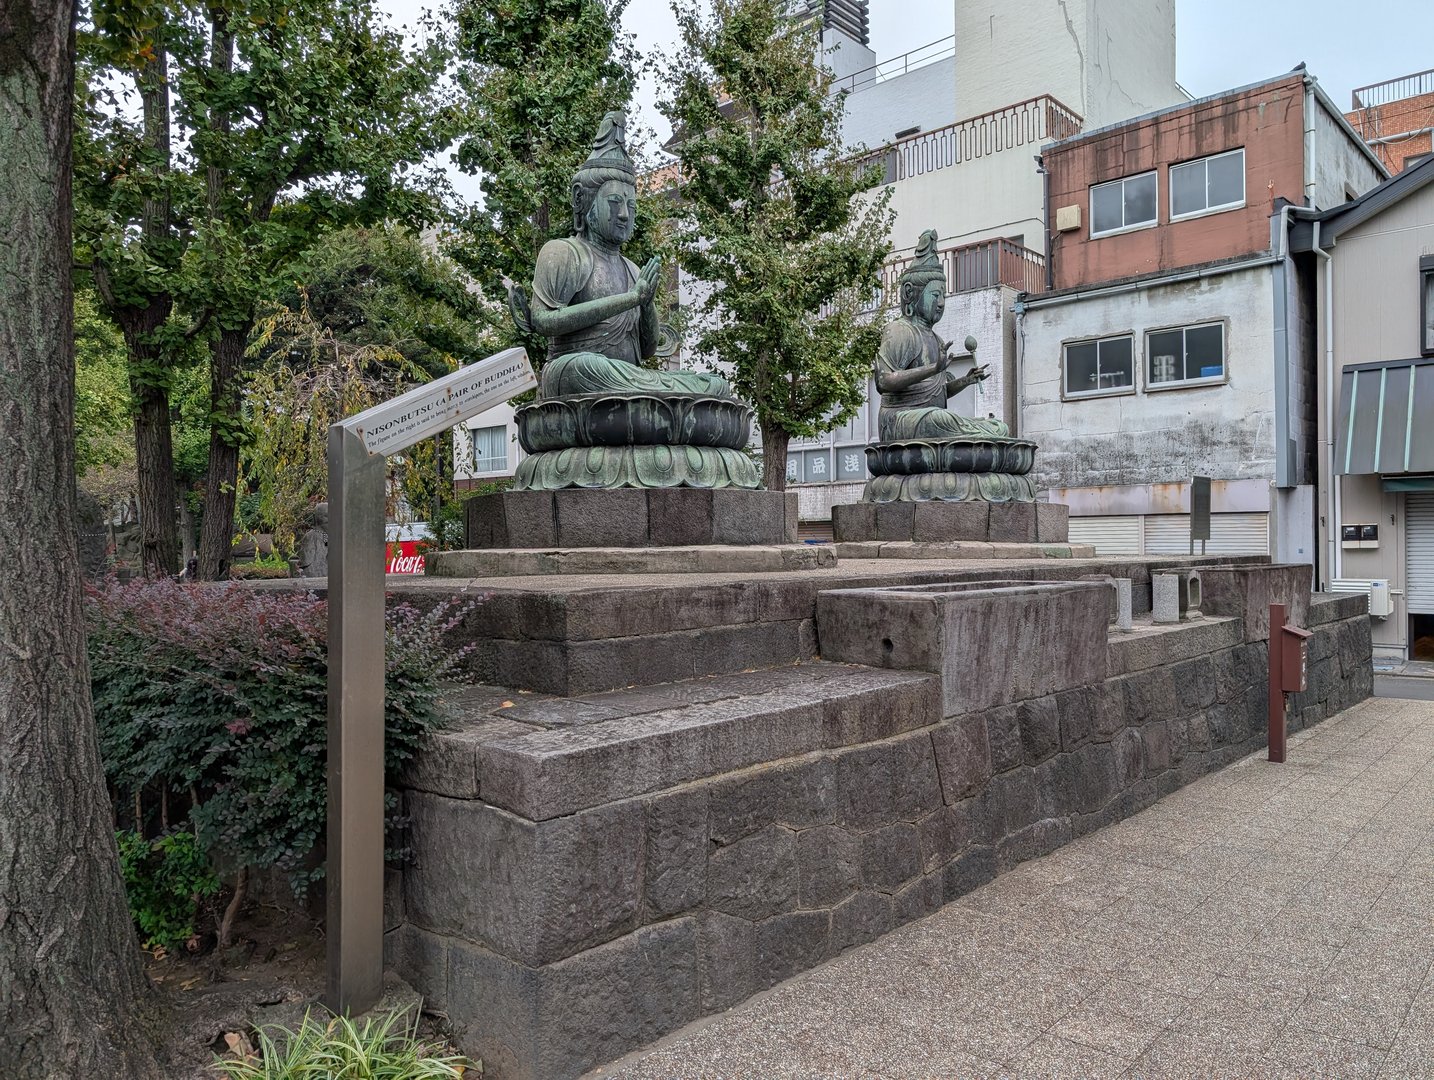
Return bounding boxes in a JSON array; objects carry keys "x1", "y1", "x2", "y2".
[{"x1": 213, "y1": 1005, "x2": 474, "y2": 1079}]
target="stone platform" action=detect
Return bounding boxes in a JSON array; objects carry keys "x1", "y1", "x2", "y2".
[
  {"x1": 835, "y1": 540, "x2": 1096, "y2": 560},
  {"x1": 465, "y1": 487, "x2": 797, "y2": 549},
  {"x1": 382, "y1": 558, "x2": 1373, "y2": 1079},
  {"x1": 428, "y1": 544, "x2": 835, "y2": 577},
  {"x1": 832, "y1": 499, "x2": 1071, "y2": 544}
]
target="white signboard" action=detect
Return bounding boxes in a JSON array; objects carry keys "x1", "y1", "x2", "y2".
[{"x1": 344, "y1": 347, "x2": 536, "y2": 457}]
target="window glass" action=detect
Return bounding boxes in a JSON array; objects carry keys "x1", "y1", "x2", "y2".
[
  {"x1": 1207, "y1": 151, "x2": 1244, "y2": 208},
  {"x1": 1148, "y1": 330, "x2": 1184, "y2": 384},
  {"x1": 471, "y1": 424, "x2": 508, "y2": 472},
  {"x1": 1124, "y1": 174, "x2": 1157, "y2": 227},
  {"x1": 1091, "y1": 183, "x2": 1124, "y2": 235},
  {"x1": 1064, "y1": 336, "x2": 1133, "y2": 396},
  {"x1": 835, "y1": 446, "x2": 866, "y2": 481},
  {"x1": 1171, "y1": 150, "x2": 1244, "y2": 218},
  {"x1": 1146, "y1": 324, "x2": 1224, "y2": 386},
  {"x1": 1186, "y1": 324, "x2": 1225, "y2": 378},
  {"x1": 1170, "y1": 160, "x2": 1205, "y2": 218}
]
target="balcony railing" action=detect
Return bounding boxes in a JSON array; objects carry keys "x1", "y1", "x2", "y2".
[
  {"x1": 856, "y1": 94, "x2": 1083, "y2": 184},
  {"x1": 880, "y1": 236, "x2": 1046, "y2": 297},
  {"x1": 1352, "y1": 68, "x2": 1434, "y2": 110}
]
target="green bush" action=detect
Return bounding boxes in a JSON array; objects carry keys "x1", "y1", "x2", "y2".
[
  {"x1": 213, "y1": 1006, "x2": 474, "y2": 1079},
  {"x1": 116, "y1": 829, "x2": 222, "y2": 949},
  {"x1": 89, "y1": 579, "x2": 475, "y2": 899}
]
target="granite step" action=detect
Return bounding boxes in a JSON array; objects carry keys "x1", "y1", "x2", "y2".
[{"x1": 403, "y1": 661, "x2": 943, "y2": 821}]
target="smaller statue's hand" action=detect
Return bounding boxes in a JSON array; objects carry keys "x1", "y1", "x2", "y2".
[
  {"x1": 934, "y1": 350, "x2": 951, "y2": 374},
  {"x1": 969, "y1": 363, "x2": 992, "y2": 383},
  {"x1": 635, "y1": 257, "x2": 663, "y2": 305}
]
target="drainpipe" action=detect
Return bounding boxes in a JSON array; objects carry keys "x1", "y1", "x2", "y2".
[
  {"x1": 1035, "y1": 154, "x2": 1054, "y2": 291},
  {"x1": 1310, "y1": 219, "x2": 1340, "y2": 588}
]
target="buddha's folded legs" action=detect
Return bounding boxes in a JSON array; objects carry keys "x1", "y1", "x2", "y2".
[
  {"x1": 877, "y1": 406, "x2": 1010, "y2": 441},
  {"x1": 541, "y1": 351, "x2": 735, "y2": 400}
]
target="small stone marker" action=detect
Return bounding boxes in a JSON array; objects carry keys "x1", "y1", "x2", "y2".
[
  {"x1": 1114, "y1": 577, "x2": 1133, "y2": 631},
  {"x1": 1152, "y1": 574, "x2": 1180, "y2": 624}
]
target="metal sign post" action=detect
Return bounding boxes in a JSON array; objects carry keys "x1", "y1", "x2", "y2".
[{"x1": 324, "y1": 347, "x2": 535, "y2": 1014}]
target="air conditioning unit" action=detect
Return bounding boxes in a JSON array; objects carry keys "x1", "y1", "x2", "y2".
[{"x1": 1370, "y1": 579, "x2": 1393, "y2": 618}]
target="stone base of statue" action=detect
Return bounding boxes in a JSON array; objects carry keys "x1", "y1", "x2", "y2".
[
  {"x1": 860, "y1": 435, "x2": 1039, "y2": 505},
  {"x1": 512, "y1": 366, "x2": 762, "y2": 492},
  {"x1": 833, "y1": 497, "x2": 1069, "y2": 544},
  {"x1": 464, "y1": 486, "x2": 797, "y2": 549}
]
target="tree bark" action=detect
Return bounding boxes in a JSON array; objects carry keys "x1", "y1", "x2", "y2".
[
  {"x1": 195, "y1": 325, "x2": 248, "y2": 580},
  {"x1": 761, "y1": 424, "x2": 790, "y2": 491},
  {"x1": 0, "y1": 2, "x2": 165, "y2": 1075}
]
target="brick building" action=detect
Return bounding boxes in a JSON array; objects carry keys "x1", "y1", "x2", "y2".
[{"x1": 1346, "y1": 68, "x2": 1434, "y2": 174}]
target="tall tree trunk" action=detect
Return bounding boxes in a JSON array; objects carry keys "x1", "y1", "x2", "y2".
[
  {"x1": 125, "y1": 344, "x2": 180, "y2": 578},
  {"x1": 761, "y1": 424, "x2": 790, "y2": 491},
  {"x1": 196, "y1": 325, "x2": 248, "y2": 580},
  {"x1": 0, "y1": 2, "x2": 165, "y2": 1076},
  {"x1": 91, "y1": 46, "x2": 180, "y2": 578}
]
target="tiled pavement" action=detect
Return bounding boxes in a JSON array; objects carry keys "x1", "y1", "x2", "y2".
[{"x1": 593, "y1": 698, "x2": 1434, "y2": 1079}]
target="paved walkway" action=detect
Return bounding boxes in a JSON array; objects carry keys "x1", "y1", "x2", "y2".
[{"x1": 593, "y1": 698, "x2": 1434, "y2": 1079}]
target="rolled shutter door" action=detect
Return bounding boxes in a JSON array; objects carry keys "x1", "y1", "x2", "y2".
[{"x1": 1407, "y1": 494, "x2": 1434, "y2": 614}]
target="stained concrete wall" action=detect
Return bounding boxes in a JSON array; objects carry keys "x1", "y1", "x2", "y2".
[
  {"x1": 1020, "y1": 265, "x2": 1277, "y2": 497},
  {"x1": 1310, "y1": 93, "x2": 1386, "y2": 211}
]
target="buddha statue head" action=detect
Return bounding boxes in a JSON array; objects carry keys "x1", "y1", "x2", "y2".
[
  {"x1": 898, "y1": 229, "x2": 946, "y2": 325},
  {"x1": 572, "y1": 111, "x2": 638, "y2": 248}
]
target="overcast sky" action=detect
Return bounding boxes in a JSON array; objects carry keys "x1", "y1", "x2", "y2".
[{"x1": 394, "y1": 0, "x2": 1433, "y2": 202}]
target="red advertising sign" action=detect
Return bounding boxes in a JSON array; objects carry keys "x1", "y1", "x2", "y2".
[{"x1": 385, "y1": 540, "x2": 425, "y2": 575}]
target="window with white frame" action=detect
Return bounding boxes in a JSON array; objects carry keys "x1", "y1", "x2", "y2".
[
  {"x1": 1170, "y1": 148, "x2": 1245, "y2": 219},
  {"x1": 1090, "y1": 172, "x2": 1157, "y2": 236},
  {"x1": 471, "y1": 424, "x2": 508, "y2": 473},
  {"x1": 1422, "y1": 256, "x2": 1434, "y2": 356},
  {"x1": 1146, "y1": 323, "x2": 1225, "y2": 387},
  {"x1": 1063, "y1": 335, "x2": 1134, "y2": 397}
]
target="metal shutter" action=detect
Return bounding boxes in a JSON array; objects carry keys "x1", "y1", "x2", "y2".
[
  {"x1": 1408, "y1": 494, "x2": 1434, "y2": 614},
  {"x1": 1142, "y1": 513, "x2": 1270, "y2": 556},
  {"x1": 1068, "y1": 515, "x2": 1142, "y2": 555}
]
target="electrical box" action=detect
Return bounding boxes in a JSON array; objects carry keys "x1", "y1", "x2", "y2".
[
  {"x1": 1279, "y1": 623, "x2": 1312, "y2": 693},
  {"x1": 1369, "y1": 579, "x2": 1393, "y2": 618},
  {"x1": 1055, "y1": 204, "x2": 1082, "y2": 232}
]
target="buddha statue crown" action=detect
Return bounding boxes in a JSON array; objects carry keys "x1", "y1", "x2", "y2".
[
  {"x1": 897, "y1": 229, "x2": 945, "y2": 313},
  {"x1": 572, "y1": 111, "x2": 637, "y2": 229}
]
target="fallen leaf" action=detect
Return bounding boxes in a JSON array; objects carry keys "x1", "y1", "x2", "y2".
[{"x1": 500, "y1": 700, "x2": 514, "y2": 708}]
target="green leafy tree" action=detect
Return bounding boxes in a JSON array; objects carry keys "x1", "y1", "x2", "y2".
[
  {"x1": 659, "y1": 0, "x2": 892, "y2": 489},
  {"x1": 177, "y1": 0, "x2": 459, "y2": 579},
  {"x1": 447, "y1": 0, "x2": 642, "y2": 357},
  {"x1": 75, "y1": 1, "x2": 210, "y2": 577}
]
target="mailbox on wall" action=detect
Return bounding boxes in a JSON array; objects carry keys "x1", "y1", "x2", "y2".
[{"x1": 1279, "y1": 623, "x2": 1312, "y2": 693}]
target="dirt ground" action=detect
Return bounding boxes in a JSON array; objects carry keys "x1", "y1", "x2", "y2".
[{"x1": 146, "y1": 901, "x2": 464, "y2": 1078}]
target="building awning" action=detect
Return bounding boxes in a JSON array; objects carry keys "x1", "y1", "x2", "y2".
[{"x1": 1336, "y1": 358, "x2": 1434, "y2": 475}]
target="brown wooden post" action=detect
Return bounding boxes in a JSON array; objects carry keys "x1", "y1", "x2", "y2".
[{"x1": 1268, "y1": 602, "x2": 1287, "y2": 763}]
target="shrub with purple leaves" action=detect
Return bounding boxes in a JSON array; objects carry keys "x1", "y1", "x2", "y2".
[{"x1": 88, "y1": 579, "x2": 475, "y2": 897}]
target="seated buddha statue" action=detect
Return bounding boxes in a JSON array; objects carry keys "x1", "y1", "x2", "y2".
[
  {"x1": 513, "y1": 111, "x2": 730, "y2": 400},
  {"x1": 507, "y1": 112, "x2": 757, "y2": 490},
  {"x1": 875, "y1": 229, "x2": 1010, "y2": 442}
]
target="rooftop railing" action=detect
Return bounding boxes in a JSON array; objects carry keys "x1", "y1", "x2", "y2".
[
  {"x1": 829, "y1": 35, "x2": 955, "y2": 96},
  {"x1": 856, "y1": 94, "x2": 1084, "y2": 184},
  {"x1": 1352, "y1": 68, "x2": 1434, "y2": 110}
]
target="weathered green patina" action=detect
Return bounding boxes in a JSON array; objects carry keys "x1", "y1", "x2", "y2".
[
  {"x1": 862, "y1": 229, "x2": 1037, "y2": 503},
  {"x1": 510, "y1": 112, "x2": 759, "y2": 490}
]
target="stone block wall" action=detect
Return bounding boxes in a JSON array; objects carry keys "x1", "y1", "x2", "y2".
[{"x1": 390, "y1": 586, "x2": 1372, "y2": 1080}]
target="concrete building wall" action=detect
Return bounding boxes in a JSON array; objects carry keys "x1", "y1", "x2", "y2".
[
  {"x1": 839, "y1": 58, "x2": 956, "y2": 153},
  {"x1": 953, "y1": 0, "x2": 1180, "y2": 129},
  {"x1": 1020, "y1": 265, "x2": 1277, "y2": 496},
  {"x1": 1317, "y1": 183, "x2": 1434, "y2": 654},
  {"x1": 1044, "y1": 75, "x2": 1307, "y2": 291},
  {"x1": 1310, "y1": 94, "x2": 1386, "y2": 211},
  {"x1": 881, "y1": 151, "x2": 1045, "y2": 258}
]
